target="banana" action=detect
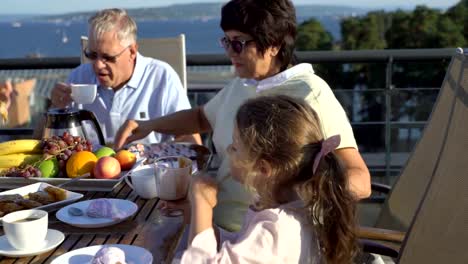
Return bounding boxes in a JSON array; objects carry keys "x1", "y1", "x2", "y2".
[
  {"x1": 0, "y1": 153, "x2": 42, "y2": 168},
  {"x1": 0, "y1": 139, "x2": 42, "y2": 156}
]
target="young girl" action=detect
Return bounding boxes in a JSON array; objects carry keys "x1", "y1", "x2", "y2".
[{"x1": 181, "y1": 95, "x2": 358, "y2": 263}]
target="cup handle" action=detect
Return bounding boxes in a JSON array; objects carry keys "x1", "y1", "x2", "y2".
[
  {"x1": 154, "y1": 169, "x2": 161, "y2": 194},
  {"x1": 125, "y1": 174, "x2": 135, "y2": 190}
]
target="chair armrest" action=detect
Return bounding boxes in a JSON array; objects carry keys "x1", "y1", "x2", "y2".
[
  {"x1": 358, "y1": 226, "x2": 405, "y2": 243},
  {"x1": 371, "y1": 182, "x2": 391, "y2": 194},
  {"x1": 359, "y1": 239, "x2": 400, "y2": 259},
  {"x1": 360, "y1": 182, "x2": 392, "y2": 203}
]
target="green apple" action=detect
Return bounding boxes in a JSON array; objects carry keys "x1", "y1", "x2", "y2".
[
  {"x1": 38, "y1": 157, "x2": 59, "y2": 178},
  {"x1": 94, "y1": 146, "x2": 116, "y2": 159}
]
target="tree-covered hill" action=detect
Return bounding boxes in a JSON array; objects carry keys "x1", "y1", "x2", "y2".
[{"x1": 33, "y1": 3, "x2": 368, "y2": 22}]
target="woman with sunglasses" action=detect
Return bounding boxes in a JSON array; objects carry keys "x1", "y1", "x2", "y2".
[{"x1": 115, "y1": 0, "x2": 370, "y2": 232}]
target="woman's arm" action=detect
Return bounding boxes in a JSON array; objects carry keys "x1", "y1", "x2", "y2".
[
  {"x1": 174, "y1": 134, "x2": 203, "y2": 145},
  {"x1": 335, "y1": 148, "x2": 371, "y2": 199},
  {"x1": 114, "y1": 106, "x2": 211, "y2": 149}
]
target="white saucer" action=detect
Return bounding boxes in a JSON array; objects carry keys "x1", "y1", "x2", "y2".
[
  {"x1": 51, "y1": 244, "x2": 153, "y2": 264},
  {"x1": 0, "y1": 229, "x2": 65, "y2": 257},
  {"x1": 56, "y1": 199, "x2": 138, "y2": 228}
]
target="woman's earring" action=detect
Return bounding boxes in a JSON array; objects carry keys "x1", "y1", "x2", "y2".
[{"x1": 271, "y1": 47, "x2": 279, "y2": 57}]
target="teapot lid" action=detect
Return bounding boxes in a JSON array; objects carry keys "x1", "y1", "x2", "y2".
[{"x1": 47, "y1": 108, "x2": 79, "y2": 115}]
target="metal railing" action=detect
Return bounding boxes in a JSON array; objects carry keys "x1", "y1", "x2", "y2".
[{"x1": 0, "y1": 48, "x2": 457, "y2": 182}]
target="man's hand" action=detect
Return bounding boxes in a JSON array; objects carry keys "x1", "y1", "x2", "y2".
[
  {"x1": 0, "y1": 80, "x2": 12, "y2": 124},
  {"x1": 50, "y1": 82, "x2": 72, "y2": 108}
]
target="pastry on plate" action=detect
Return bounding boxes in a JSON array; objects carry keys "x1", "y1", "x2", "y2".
[{"x1": 91, "y1": 246, "x2": 127, "y2": 264}]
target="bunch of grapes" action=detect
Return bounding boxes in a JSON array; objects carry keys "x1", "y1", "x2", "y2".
[
  {"x1": 1, "y1": 132, "x2": 94, "y2": 179},
  {"x1": 41, "y1": 132, "x2": 93, "y2": 177},
  {"x1": 1, "y1": 164, "x2": 42, "y2": 178}
]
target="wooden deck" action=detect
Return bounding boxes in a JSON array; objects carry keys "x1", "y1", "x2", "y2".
[{"x1": 0, "y1": 183, "x2": 186, "y2": 264}]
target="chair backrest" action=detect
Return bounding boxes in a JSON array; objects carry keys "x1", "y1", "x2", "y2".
[
  {"x1": 80, "y1": 34, "x2": 187, "y2": 90},
  {"x1": 398, "y1": 48, "x2": 468, "y2": 263},
  {"x1": 375, "y1": 49, "x2": 464, "y2": 231}
]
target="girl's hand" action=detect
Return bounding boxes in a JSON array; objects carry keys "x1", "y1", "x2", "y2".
[
  {"x1": 157, "y1": 198, "x2": 191, "y2": 224},
  {"x1": 189, "y1": 173, "x2": 218, "y2": 209}
]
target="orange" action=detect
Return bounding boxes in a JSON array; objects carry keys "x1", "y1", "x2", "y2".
[
  {"x1": 66, "y1": 151, "x2": 98, "y2": 178},
  {"x1": 114, "y1": 149, "x2": 137, "y2": 171}
]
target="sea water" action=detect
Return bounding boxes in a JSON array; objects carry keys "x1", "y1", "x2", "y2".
[{"x1": 0, "y1": 17, "x2": 340, "y2": 59}]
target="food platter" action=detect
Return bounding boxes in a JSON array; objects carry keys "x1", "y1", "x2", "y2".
[
  {"x1": 0, "y1": 176, "x2": 125, "y2": 192},
  {"x1": 0, "y1": 142, "x2": 210, "y2": 192},
  {"x1": 0, "y1": 162, "x2": 144, "y2": 192},
  {"x1": 0, "y1": 182, "x2": 83, "y2": 219}
]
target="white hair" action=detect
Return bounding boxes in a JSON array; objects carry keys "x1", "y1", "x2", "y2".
[{"x1": 88, "y1": 8, "x2": 137, "y2": 47}]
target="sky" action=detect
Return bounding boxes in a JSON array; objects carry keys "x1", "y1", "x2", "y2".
[{"x1": 0, "y1": 0, "x2": 460, "y2": 14}]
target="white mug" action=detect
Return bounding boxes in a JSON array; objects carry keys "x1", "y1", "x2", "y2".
[
  {"x1": 71, "y1": 84, "x2": 97, "y2": 104},
  {"x1": 125, "y1": 164, "x2": 158, "y2": 199},
  {"x1": 154, "y1": 156, "x2": 192, "y2": 201},
  {"x1": 3, "y1": 209, "x2": 48, "y2": 250}
]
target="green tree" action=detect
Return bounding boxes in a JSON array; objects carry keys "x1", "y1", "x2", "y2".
[
  {"x1": 433, "y1": 14, "x2": 465, "y2": 47},
  {"x1": 446, "y1": 0, "x2": 468, "y2": 45},
  {"x1": 296, "y1": 18, "x2": 333, "y2": 51},
  {"x1": 295, "y1": 18, "x2": 343, "y2": 93},
  {"x1": 386, "y1": 6, "x2": 440, "y2": 48},
  {"x1": 341, "y1": 11, "x2": 388, "y2": 50}
]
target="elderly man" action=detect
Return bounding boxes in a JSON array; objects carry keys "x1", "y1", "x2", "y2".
[{"x1": 43, "y1": 8, "x2": 199, "y2": 145}]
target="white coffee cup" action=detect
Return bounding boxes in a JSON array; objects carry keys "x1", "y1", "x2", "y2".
[
  {"x1": 154, "y1": 156, "x2": 192, "y2": 201},
  {"x1": 3, "y1": 209, "x2": 48, "y2": 250},
  {"x1": 125, "y1": 164, "x2": 158, "y2": 199},
  {"x1": 71, "y1": 84, "x2": 97, "y2": 104}
]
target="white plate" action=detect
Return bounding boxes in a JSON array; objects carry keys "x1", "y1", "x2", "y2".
[
  {"x1": 0, "y1": 182, "x2": 84, "y2": 220},
  {"x1": 51, "y1": 244, "x2": 153, "y2": 264},
  {"x1": 56, "y1": 199, "x2": 138, "y2": 228},
  {"x1": 0, "y1": 229, "x2": 64, "y2": 257}
]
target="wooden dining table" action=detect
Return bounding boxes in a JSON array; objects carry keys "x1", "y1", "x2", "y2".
[{"x1": 0, "y1": 182, "x2": 186, "y2": 264}]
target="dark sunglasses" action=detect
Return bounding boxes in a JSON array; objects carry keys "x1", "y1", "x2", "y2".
[
  {"x1": 83, "y1": 45, "x2": 130, "y2": 63},
  {"x1": 219, "y1": 37, "x2": 254, "y2": 54}
]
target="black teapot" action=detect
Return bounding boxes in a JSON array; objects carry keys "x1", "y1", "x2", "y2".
[{"x1": 43, "y1": 109, "x2": 105, "y2": 146}]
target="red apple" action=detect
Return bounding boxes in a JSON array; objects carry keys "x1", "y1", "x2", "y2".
[
  {"x1": 114, "y1": 150, "x2": 137, "y2": 171},
  {"x1": 93, "y1": 156, "x2": 121, "y2": 179}
]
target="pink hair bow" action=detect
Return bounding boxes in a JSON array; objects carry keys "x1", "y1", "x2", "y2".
[{"x1": 312, "y1": 135, "x2": 341, "y2": 174}]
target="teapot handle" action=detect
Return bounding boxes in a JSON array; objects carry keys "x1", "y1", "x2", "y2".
[{"x1": 78, "y1": 110, "x2": 106, "y2": 146}]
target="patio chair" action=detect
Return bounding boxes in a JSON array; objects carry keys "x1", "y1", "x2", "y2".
[
  {"x1": 358, "y1": 47, "x2": 466, "y2": 235},
  {"x1": 80, "y1": 34, "x2": 187, "y2": 90},
  {"x1": 362, "y1": 47, "x2": 468, "y2": 263}
]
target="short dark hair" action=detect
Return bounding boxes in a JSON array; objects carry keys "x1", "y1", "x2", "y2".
[{"x1": 220, "y1": 0, "x2": 297, "y2": 71}]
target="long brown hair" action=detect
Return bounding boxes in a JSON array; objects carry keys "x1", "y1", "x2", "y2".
[{"x1": 235, "y1": 95, "x2": 358, "y2": 263}]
